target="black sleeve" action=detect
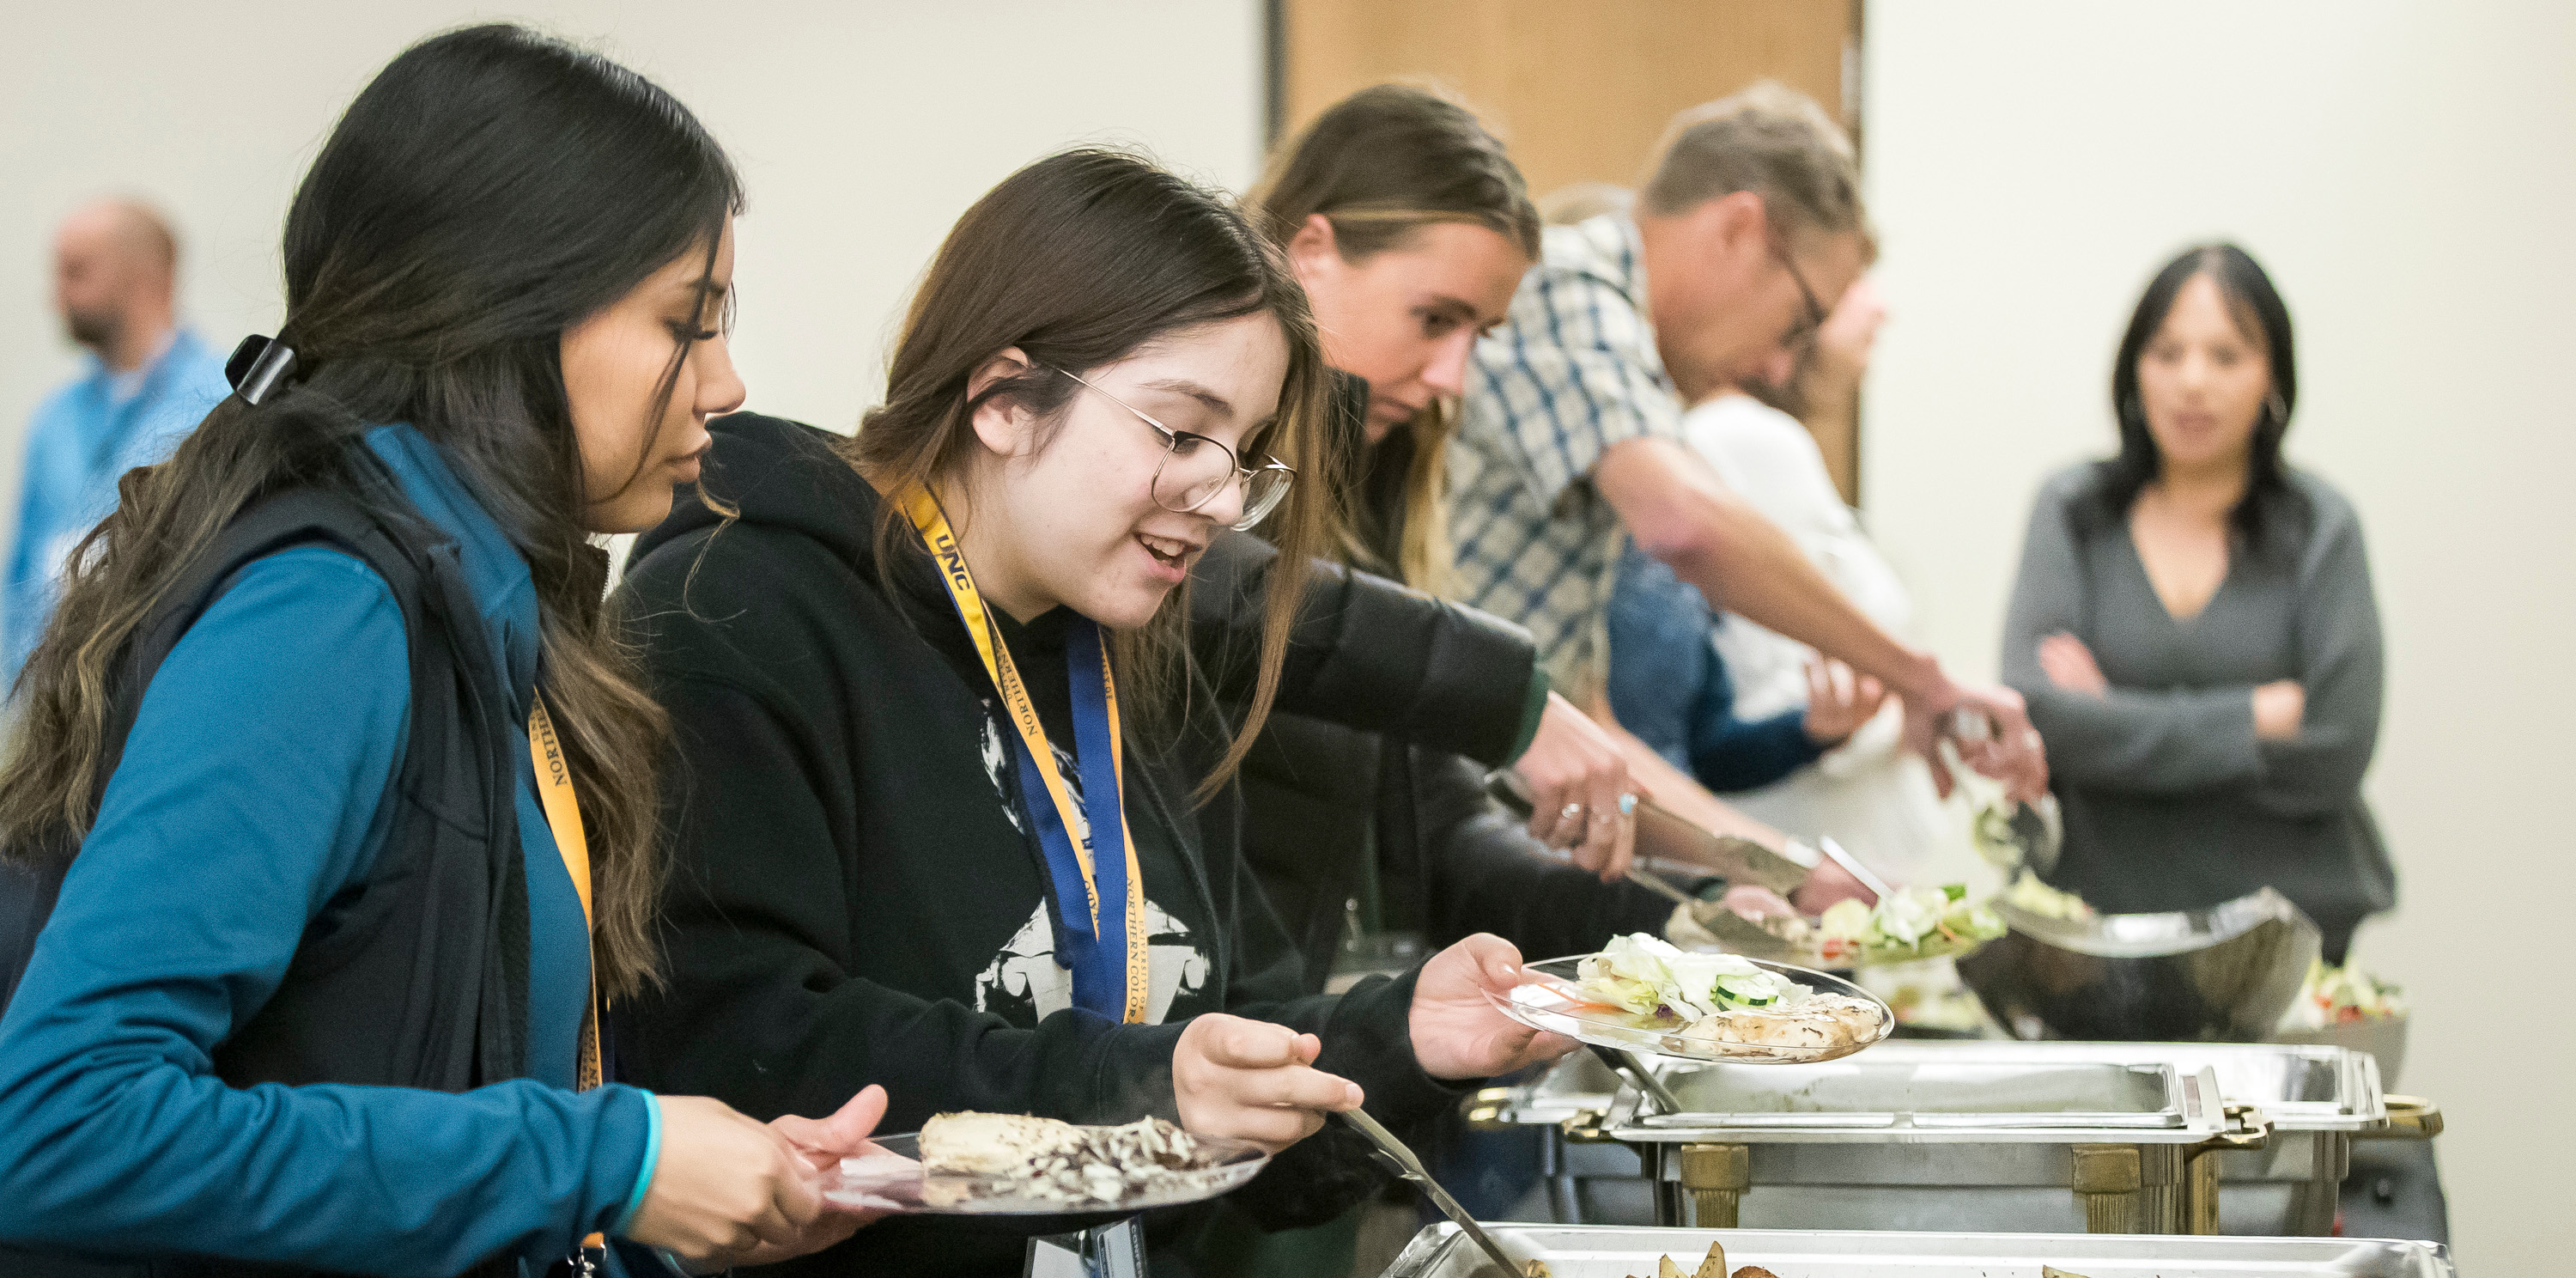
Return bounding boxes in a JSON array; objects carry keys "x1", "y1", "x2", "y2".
[
  {"x1": 1157, "y1": 731, "x2": 1450, "y2": 1230},
  {"x1": 1412, "y1": 749, "x2": 1675, "y2": 959},
  {"x1": 1189, "y1": 531, "x2": 1538, "y2": 766}
]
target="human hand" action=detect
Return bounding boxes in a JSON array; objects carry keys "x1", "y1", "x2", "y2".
[
  {"x1": 1408, "y1": 933, "x2": 1581, "y2": 1080},
  {"x1": 1949, "y1": 683, "x2": 2049, "y2": 804},
  {"x1": 1789, "y1": 850, "x2": 1876, "y2": 914},
  {"x1": 1174, "y1": 1014, "x2": 1362, "y2": 1153},
  {"x1": 672, "y1": 1086, "x2": 900, "y2": 1269},
  {"x1": 2038, "y1": 633, "x2": 2109, "y2": 697},
  {"x1": 626, "y1": 1096, "x2": 828, "y2": 1270},
  {"x1": 1721, "y1": 884, "x2": 1799, "y2": 920},
  {"x1": 1902, "y1": 676, "x2": 2048, "y2": 804},
  {"x1": 1811, "y1": 276, "x2": 1888, "y2": 389},
  {"x1": 1511, "y1": 691, "x2": 1637, "y2": 881},
  {"x1": 1801, "y1": 658, "x2": 1888, "y2": 746},
  {"x1": 2253, "y1": 680, "x2": 2306, "y2": 742}
]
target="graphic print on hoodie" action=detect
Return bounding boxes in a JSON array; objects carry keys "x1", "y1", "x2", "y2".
[{"x1": 969, "y1": 698, "x2": 1212, "y2": 1023}]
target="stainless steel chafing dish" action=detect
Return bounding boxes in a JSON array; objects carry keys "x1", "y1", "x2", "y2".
[
  {"x1": 1376, "y1": 1225, "x2": 2457, "y2": 1278},
  {"x1": 2057, "y1": 1041, "x2": 2438, "y2": 1234},
  {"x1": 1587, "y1": 1041, "x2": 2257, "y2": 1232},
  {"x1": 1589, "y1": 1046, "x2": 2255, "y2": 1234},
  {"x1": 1470, "y1": 1041, "x2": 2437, "y2": 1237}
]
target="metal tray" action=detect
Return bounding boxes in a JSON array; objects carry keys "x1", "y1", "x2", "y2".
[
  {"x1": 1636, "y1": 1058, "x2": 2184, "y2": 1131},
  {"x1": 1607, "y1": 1055, "x2": 2225, "y2": 1145},
  {"x1": 1376, "y1": 1225, "x2": 2455, "y2": 1278}
]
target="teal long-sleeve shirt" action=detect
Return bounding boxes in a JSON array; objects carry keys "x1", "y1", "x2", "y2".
[{"x1": 0, "y1": 426, "x2": 655, "y2": 1275}]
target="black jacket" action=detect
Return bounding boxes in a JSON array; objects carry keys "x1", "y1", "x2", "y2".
[
  {"x1": 612, "y1": 413, "x2": 1462, "y2": 1277},
  {"x1": 1194, "y1": 378, "x2": 1674, "y2": 994}
]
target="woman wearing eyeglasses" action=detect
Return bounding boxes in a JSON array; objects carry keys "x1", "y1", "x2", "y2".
[{"x1": 609, "y1": 149, "x2": 1572, "y2": 1277}]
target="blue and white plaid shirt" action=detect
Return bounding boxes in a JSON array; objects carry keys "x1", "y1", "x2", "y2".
[{"x1": 1449, "y1": 215, "x2": 1683, "y2": 695}]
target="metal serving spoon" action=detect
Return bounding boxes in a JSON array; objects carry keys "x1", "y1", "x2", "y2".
[{"x1": 1336, "y1": 1109, "x2": 1546, "y2": 1277}]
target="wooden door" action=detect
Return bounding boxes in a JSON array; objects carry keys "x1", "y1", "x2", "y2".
[{"x1": 1273, "y1": 0, "x2": 1867, "y2": 501}]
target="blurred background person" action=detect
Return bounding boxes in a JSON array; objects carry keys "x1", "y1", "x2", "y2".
[
  {"x1": 1231, "y1": 84, "x2": 1685, "y2": 1004},
  {"x1": 1691, "y1": 277, "x2": 1984, "y2": 890},
  {"x1": 1451, "y1": 82, "x2": 2048, "y2": 831},
  {"x1": 8, "y1": 199, "x2": 228, "y2": 684},
  {"x1": 2001, "y1": 243, "x2": 2388, "y2": 964}
]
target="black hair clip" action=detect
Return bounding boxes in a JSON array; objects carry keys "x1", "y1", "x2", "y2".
[{"x1": 225, "y1": 334, "x2": 298, "y2": 406}]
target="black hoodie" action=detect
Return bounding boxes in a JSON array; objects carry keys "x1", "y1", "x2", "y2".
[{"x1": 612, "y1": 413, "x2": 1461, "y2": 1276}]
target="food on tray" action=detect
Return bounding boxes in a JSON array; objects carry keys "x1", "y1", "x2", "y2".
[
  {"x1": 1809, "y1": 885, "x2": 2004, "y2": 964},
  {"x1": 1576, "y1": 934, "x2": 1879, "y2": 1049},
  {"x1": 2281, "y1": 957, "x2": 2406, "y2": 1026},
  {"x1": 2002, "y1": 868, "x2": 2095, "y2": 920},
  {"x1": 1866, "y1": 965, "x2": 1993, "y2": 1033},
  {"x1": 1700, "y1": 884, "x2": 2003, "y2": 965},
  {"x1": 919, "y1": 1111, "x2": 1080, "y2": 1172},
  {"x1": 1619, "y1": 1241, "x2": 1779, "y2": 1278},
  {"x1": 916, "y1": 1111, "x2": 1220, "y2": 1207}
]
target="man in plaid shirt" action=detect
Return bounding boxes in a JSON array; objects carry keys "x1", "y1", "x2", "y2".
[{"x1": 1452, "y1": 84, "x2": 2045, "y2": 800}]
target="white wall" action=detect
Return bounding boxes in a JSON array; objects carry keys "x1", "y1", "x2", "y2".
[
  {"x1": 0, "y1": 0, "x2": 1265, "y2": 519},
  {"x1": 1864, "y1": 3, "x2": 2575, "y2": 1269}
]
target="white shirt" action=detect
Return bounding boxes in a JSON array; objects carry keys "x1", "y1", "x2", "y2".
[{"x1": 1685, "y1": 393, "x2": 1982, "y2": 889}]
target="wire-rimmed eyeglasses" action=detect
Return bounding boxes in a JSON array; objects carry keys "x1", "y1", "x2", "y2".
[
  {"x1": 1769, "y1": 234, "x2": 1829, "y2": 352},
  {"x1": 1048, "y1": 366, "x2": 1295, "y2": 532}
]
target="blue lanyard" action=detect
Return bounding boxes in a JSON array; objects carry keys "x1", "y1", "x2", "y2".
[{"x1": 906, "y1": 489, "x2": 1148, "y2": 1022}]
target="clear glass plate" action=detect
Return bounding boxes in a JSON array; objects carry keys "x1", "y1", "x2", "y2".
[
  {"x1": 817, "y1": 1129, "x2": 1270, "y2": 1216},
  {"x1": 1488, "y1": 953, "x2": 1894, "y2": 1064}
]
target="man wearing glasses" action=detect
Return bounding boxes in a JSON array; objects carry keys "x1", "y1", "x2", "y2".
[{"x1": 1454, "y1": 82, "x2": 2049, "y2": 855}]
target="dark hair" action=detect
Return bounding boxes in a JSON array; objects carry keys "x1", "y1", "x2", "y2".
[
  {"x1": 848, "y1": 149, "x2": 1332, "y2": 797},
  {"x1": 1251, "y1": 82, "x2": 1537, "y2": 590},
  {"x1": 0, "y1": 24, "x2": 741, "y2": 1000},
  {"x1": 2085, "y1": 243, "x2": 2304, "y2": 552}
]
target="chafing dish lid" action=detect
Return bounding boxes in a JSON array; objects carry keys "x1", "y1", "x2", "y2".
[
  {"x1": 1381, "y1": 1224, "x2": 2457, "y2": 1278},
  {"x1": 1633, "y1": 1056, "x2": 2190, "y2": 1129}
]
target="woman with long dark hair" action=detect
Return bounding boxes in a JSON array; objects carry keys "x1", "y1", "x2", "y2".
[
  {"x1": 613, "y1": 148, "x2": 1571, "y2": 1276},
  {"x1": 2001, "y1": 243, "x2": 2390, "y2": 962},
  {"x1": 0, "y1": 26, "x2": 881, "y2": 1276}
]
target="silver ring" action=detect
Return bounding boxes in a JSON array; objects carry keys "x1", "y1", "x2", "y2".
[
  {"x1": 1617, "y1": 792, "x2": 1638, "y2": 816},
  {"x1": 1558, "y1": 802, "x2": 1585, "y2": 825}
]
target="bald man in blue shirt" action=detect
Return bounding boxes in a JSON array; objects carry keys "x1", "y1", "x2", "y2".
[{"x1": 8, "y1": 199, "x2": 228, "y2": 681}]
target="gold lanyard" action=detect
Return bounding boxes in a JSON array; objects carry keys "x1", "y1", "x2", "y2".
[
  {"x1": 530, "y1": 697, "x2": 609, "y2": 1259},
  {"x1": 902, "y1": 488, "x2": 1150, "y2": 1022},
  {"x1": 528, "y1": 696, "x2": 602, "y2": 1088}
]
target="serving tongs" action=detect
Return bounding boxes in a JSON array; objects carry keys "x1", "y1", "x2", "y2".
[
  {"x1": 1944, "y1": 709, "x2": 2063, "y2": 877},
  {"x1": 1483, "y1": 770, "x2": 1810, "y2": 894},
  {"x1": 1337, "y1": 1109, "x2": 1546, "y2": 1277}
]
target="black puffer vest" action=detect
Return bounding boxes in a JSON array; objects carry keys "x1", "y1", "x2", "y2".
[{"x1": 0, "y1": 447, "x2": 529, "y2": 1278}]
